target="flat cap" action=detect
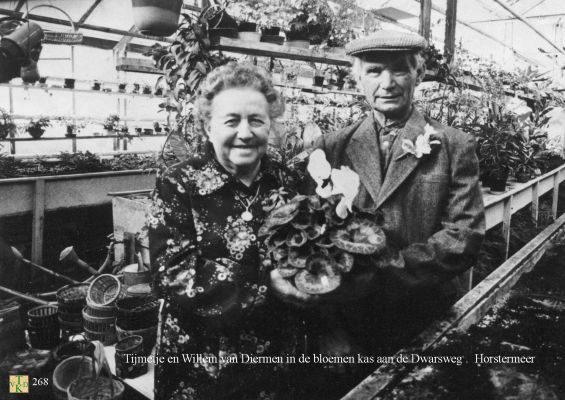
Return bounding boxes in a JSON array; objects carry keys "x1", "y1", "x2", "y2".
[{"x1": 345, "y1": 30, "x2": 427, "y2": 56}]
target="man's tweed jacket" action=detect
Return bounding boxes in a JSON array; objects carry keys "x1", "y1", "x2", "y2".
[{"x1": 315, "y1": 109, "x2": 485, "y2": 309}]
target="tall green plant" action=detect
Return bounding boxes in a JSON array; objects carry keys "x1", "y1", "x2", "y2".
[{"x1": 145, "y1": 9, "x2": 228, "y2": 164}]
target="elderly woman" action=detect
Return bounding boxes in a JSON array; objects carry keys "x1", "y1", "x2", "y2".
[{"x1": 148, "y1": 63, "x2": 301, "y2": 400}]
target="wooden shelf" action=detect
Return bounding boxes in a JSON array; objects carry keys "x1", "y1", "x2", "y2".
[
  {"x1": 11, "y1": 114, "x2": 165, "y2": 124},
  {"x1": 116, "y1": 39, "x2": 350, "y2": 76},
  {"x1": 0, "y1": 83, "x2": 166, "y2": 99},
  {"x1": 116, "y1": 58, "x2": 163, "y2": 75},
  {"x1": 214, "y1": 37, "x2": 350, "y2": 66},
  {"x1": 1, "y1": 134, "x2": 168, "y2": 142}
]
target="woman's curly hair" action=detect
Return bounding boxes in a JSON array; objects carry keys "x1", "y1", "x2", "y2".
[{"x1": 194, "y1": 62, "x2": 285, "y2": 135}]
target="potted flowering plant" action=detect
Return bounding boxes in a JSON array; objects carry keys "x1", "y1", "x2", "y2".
[
  {"x1": 27, "y1": 117, "x2": 50, "y2": 139},
  {"x1": 259, "y1": 150, "x2": 388, "y2": 294},
  {"x1": 62, "y1": 119, "x2": 84, "y2": 138},
  {"x1": 0, "y1": 108, "x2": 16, "y2": 140},
  {"x1": 103, "y1": 114, "x2": 121, "y2": 132}
]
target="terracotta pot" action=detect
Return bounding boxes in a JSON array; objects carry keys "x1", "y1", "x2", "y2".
[
  {"x1": 28, "y1": 127, "x2": 45, "y2": 139},
  {"x1": 131, "y1": 0, "x2": 183, "y2": 37},
  {"x1": 262, "y1": 27, "x2": 280, "y2": 36},
  {"x1": 313, "y1": 76, "x2": 324, "y2": 87},
  {"x1": 238, "y1": 21, "x2": 257, "y2": 32},
  {"x1": 489, "y1": 171, "x2": 509, "y2": 193},
  {"x1": 1, "y1": 21, "x2": 44, "y2": 58},
  {"x1": 20, "y1": 60, "x2": 40, "y2": 83},
  {"x1": 515, "y1": 172, "x2": 531, "y2": 183}
]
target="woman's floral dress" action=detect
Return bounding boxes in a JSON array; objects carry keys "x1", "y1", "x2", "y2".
[{"x1": 148, "y1": 150, "x2": 302, "y2": 400}]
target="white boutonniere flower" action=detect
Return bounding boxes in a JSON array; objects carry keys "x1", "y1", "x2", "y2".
[
  {"x1": 399, "y1": 123, "x2": 441, "y2": 159},
  {"x1": 307, "y1": 149, "x2": 360, "y2": 218}
]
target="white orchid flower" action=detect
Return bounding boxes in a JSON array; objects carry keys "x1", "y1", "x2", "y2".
[
  {"x1": 401, "y1": 124, "x2": 441, "y2": 159},
  {"x1": 307, "y1": 149, "x2": 333, "y2": 198},
  {"x1": 330, "y1": 166, "x2": 359, "y2": 218}
]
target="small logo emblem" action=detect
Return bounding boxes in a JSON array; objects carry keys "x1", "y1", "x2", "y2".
[{"x1": 9, "y1": 375, "x2": 29, "y2": 393}]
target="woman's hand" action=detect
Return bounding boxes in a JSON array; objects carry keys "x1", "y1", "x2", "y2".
[{"x1": 269, "y1": 269, "x2": 320, "y2": 307}]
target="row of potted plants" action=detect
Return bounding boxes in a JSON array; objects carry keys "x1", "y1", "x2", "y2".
[
  {"x1": 0, "y1": 151, "x2": 159, "y2": 179},
  {"x1": 26, "y1": 78, "x2": 167, "y2": 97},
  {"x1": 131, "y1": 0, "x2": 368, "y2": 48},
  {"x1": 0, "y1": 110, "x2": 168, "y2": 140}
]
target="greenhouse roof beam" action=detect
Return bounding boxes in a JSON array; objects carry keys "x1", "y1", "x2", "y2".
[
  {"x1": 371, "y1": 11, "x2": 423, "y2": 36},
  {"x1": 77, "y1": 0, "x2": 103, "y2": 24},
  {"x1": 13, "y1": 0, "x2": 26, "y2": 12},
  {"x1": 491, "y1": 0, "x2": 565, "y2": 56},
  {"x1": 416, "y1": 1, "x2": 543, "y2": 68},
  {"x1": 0, "y1": 8, "x2": 174, "y2": 43},
  {"x1": 472, "y1": 12, "x2": 565, "y2": 24}
]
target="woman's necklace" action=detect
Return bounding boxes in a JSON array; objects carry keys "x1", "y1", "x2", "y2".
[{"x1": 232, "y1": 184, "x2": 261, "y2": 222}]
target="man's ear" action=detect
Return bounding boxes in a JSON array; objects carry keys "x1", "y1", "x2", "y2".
[{"x1": 415, "y1": 63, "x2": 426, "y2": 86}]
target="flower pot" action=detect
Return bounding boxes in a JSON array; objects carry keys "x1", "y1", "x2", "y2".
[
  {"x1": 20, "y1": 60, "x2": 40, "y2": 83},
  {"x1": 1, "y1": 21, "x2": 44, "y2": 59},
  {"x1": 66, "y1": 126, "x2": 77, "y2": 138},
  {"x1": 142, "y1": 86, "x2": 152, "y2": 95},
  {"x1": 0, "y1": 123, "x2": 16, "y2": 140},
  {"x1": 313, "y1": 76, "x2": 325, "y2": 87},
  {"x1": 118, "y1": 84, "x2": 127, "y2": 93},
  {"x1": 143, "y1": 128, "x2": 154, "y2": 136},
  {"x1": 207, "y1": 7, "x2": 238, "y2": 30},
  {"x1": 489, "y1": 172, "x2": 509, "y2": 193},
  {"x1": 262, "y1": 27, "x2": 280, "y2": 36},
  {"x1": 261, "y1": 35, "x2": 284, "y2": 45},
  {"x1": 64, "y1": 78, "x2": 75, "y2": 89},
  {"x1": 28, "y1": 127, "x2": 45, "y2": 139},
  {"x1": 207, "y1": 7, "x2": 238, "y2": 44},
  {"x1": 132, "y1": 83, "x2": 140, "y2": 94},
  {"x1": 131, "y1": 0, "x2": 183, "y2": 37},
  {"x1": 92, "y1": 81, "x2": 101, "y2": 91},
  {"x1": 515, "y1": 172, "x2": 531, "y2": 183},
  {"x1": 238, "y1": 21, "x2": 257, "y2": 32}
]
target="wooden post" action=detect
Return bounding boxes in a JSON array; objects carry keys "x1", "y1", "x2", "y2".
[
  {"x1": 419, "y1": 0, "x2": 432, "y2": 41},
  {"x1": 502, "y1": 195, "x2": 513, "y2": 260},
  {"x1": 531, "y1": 181, "x2": 539, "y2": 227},
  {"x1": 31, "y1": 179, "x2": 46, "y2": 264},
  {"x1": 553, "y1": 172, "x2": 560, "y2": 219},
  {"x1": 9, "y1": 87, "x2": 15, "y2": 155},
  {"x1": 444, "y1": 0, "x2": 458, "y2": 62}
]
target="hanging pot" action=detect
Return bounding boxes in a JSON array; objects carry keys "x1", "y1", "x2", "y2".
[
  {"x1": 1, "y1": 20, "x2": 44, "y2": 59},
  {"x1": 131, "y1": 0, "x2": 183, "y2": 37},
  {"x1": 20, "y1": 59, "x2": 40, "y2": 83}
]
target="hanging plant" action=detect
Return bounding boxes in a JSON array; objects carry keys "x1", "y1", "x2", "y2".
[
  {"x1": 131, "y1": 0, "x2": 184, "y2": 37},
  {"x1": 145, "y1": 9, "x2": 230, "y2": 164}
]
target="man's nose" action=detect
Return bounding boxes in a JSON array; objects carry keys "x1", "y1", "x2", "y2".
[{"x1": 379, "y1": 70, "x2": 396, "y2": 89}]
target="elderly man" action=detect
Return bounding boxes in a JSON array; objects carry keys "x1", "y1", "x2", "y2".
[{"x1": 272, "y1": 30, "x2": 485, "y2": 356}]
